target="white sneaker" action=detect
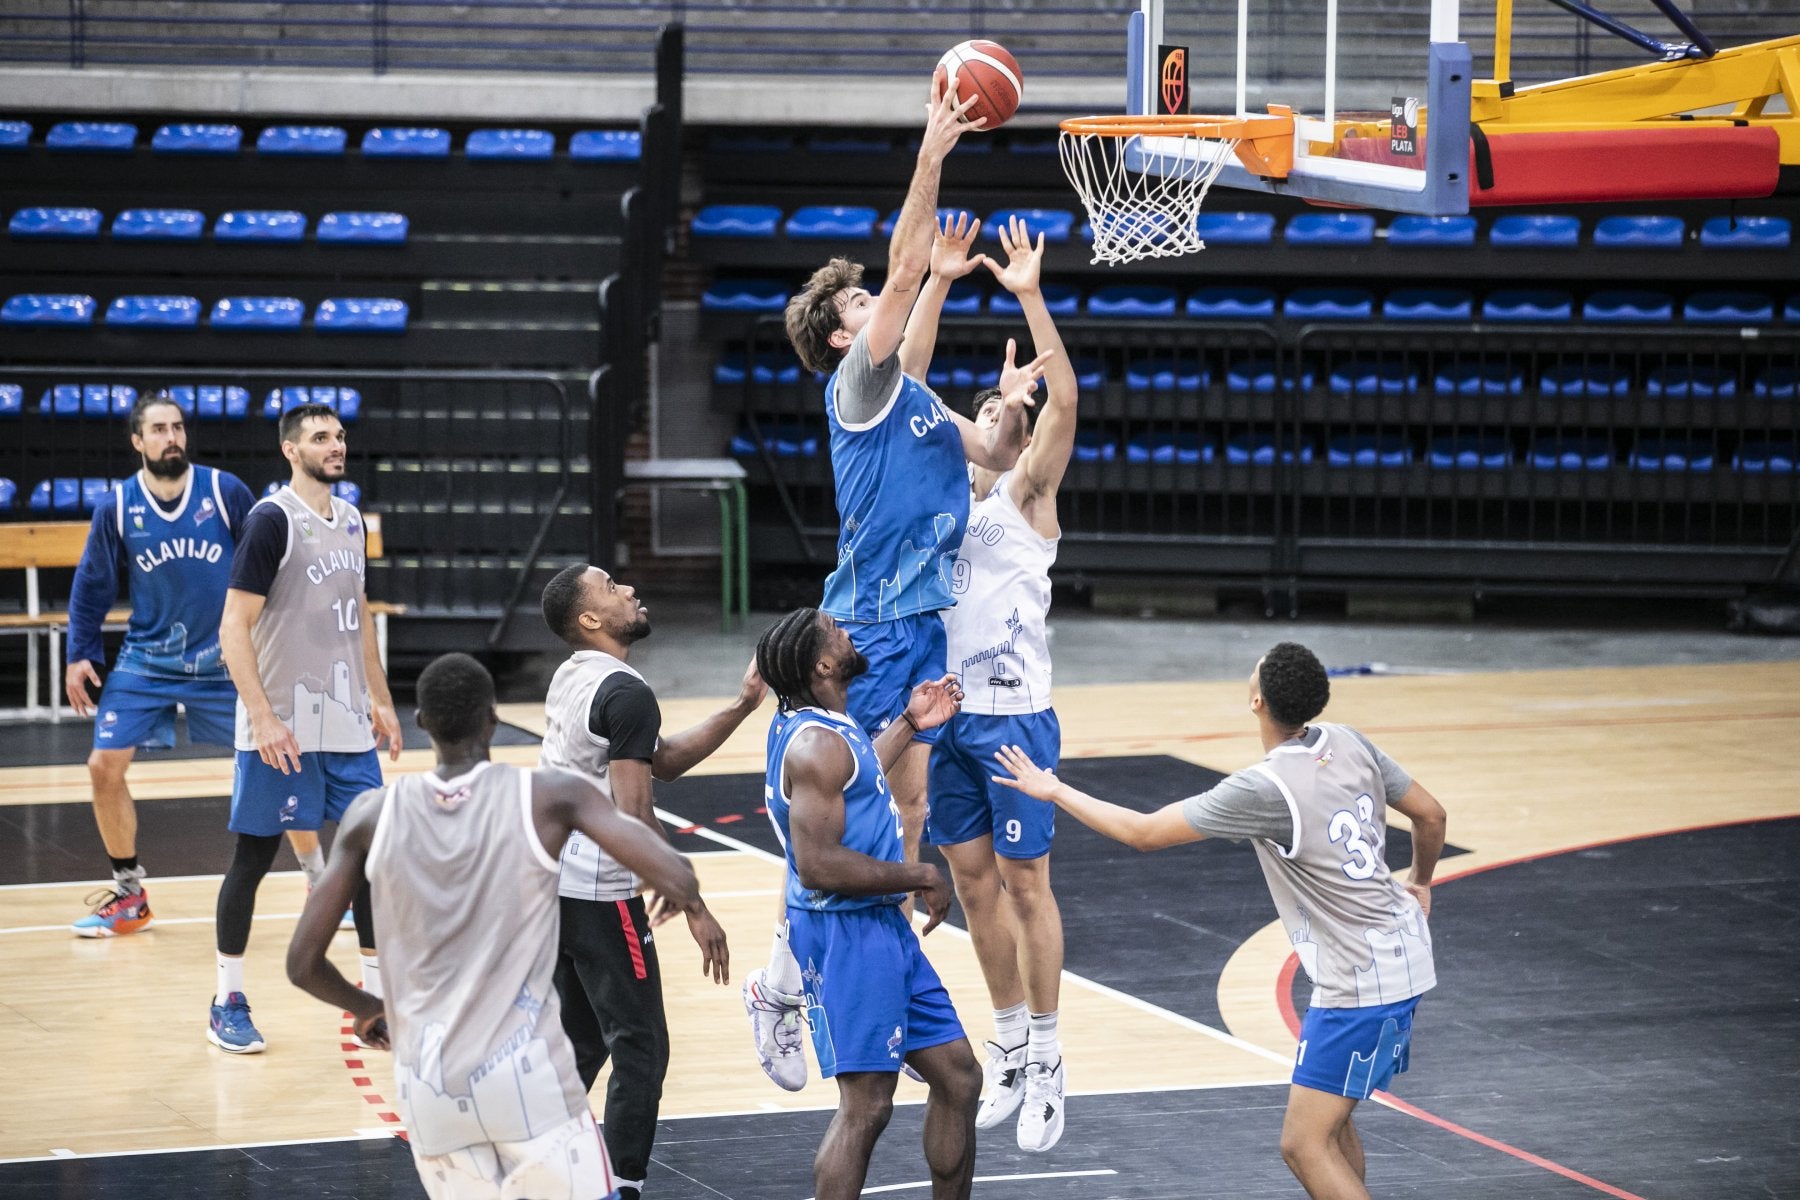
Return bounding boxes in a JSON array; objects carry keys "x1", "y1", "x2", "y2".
[
  {"x1": 1016, "y1": 1058, "x2": 1065, "y2": 1153},
  {"x1": 743, "y1": 967, "x2": 807, "y2": 1091},
  {"x1": 974, "y1": 1041, "x2": 1027, "y2": 1129}
]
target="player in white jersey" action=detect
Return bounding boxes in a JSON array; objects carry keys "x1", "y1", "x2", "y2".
[
  {"x1": 994, "y1": 642, "x2": 1448, "y2": 1200},
  {"x1": 917, "y1": 215, "x2": 1081, "y2": 1152},
  {"x1": 288, "y1": 652, "x2": 705, "y2": 1200}
]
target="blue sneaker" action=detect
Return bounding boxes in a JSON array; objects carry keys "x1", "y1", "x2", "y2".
[{"x1": 207, "y1": 992, "x2": 266, "y2": 1054}]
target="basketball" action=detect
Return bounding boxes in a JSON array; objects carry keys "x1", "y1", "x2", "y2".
[{"x1": 937, "y1": 39, "x2": 1022, "y2": 130}]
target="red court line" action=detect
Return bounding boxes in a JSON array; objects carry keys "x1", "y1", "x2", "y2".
[{"x1": 1374, "y1": 1092, "x2": 1649, "y2": 1200}]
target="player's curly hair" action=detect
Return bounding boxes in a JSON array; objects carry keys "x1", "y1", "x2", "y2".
[
  {"x1": 416, "y1": 652, "x2": 495, "y2": 744},
  {"x1": 1257, "y1": 642, "x2": 1330, "y2": 729},
  {"x1": 539, "y1": 563, "x2": 592, "y2": 646},
  {"x1": 784, "y1": 257, "x2": 863, "y2": 375},
  {"x1": 756, "y1": 607, "x2": 828, "y2": 713}
]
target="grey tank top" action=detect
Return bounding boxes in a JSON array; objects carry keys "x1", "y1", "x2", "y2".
[
  {"x1": 539, "y1": 650, "x2": 644, "y2": 901},
  {"x1": 1248, "y1": 723, "x2": 1437, "y2": 1009},
  {"x1": 366, "y1": 761, "x2": 590, "y2": 1156},
  {"x1": 233, "y1": 487, "x2": 373, "y2": 753}
]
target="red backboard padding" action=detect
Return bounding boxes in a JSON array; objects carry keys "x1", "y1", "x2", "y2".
[{"x1": 1471, "y1": 125, "x2": 1779, "y2": 206}]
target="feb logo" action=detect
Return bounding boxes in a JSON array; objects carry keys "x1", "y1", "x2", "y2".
[
  {"x1": 1159, "y1": 45, "x2": 1187, "y2": 115},
  {"x1": 194, "y1": 497, "x2": 216, "y2": 527},
  {"x1": 102, "y1": 710, "x2": 118, "y2": 726},
  {"x1": 278, "y1": 795, "x2": 300, "y2": 823},
  {"x1": 887, "y1": 1026, "x2": 904, "y2": 1059}
]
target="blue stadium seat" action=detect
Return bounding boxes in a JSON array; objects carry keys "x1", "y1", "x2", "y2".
[
  {"x1": 38, "y1": 384, "x2": 136, "y2": 418},
  {"x1": 1489, "y1": 214, "x2": 1580, "y2": 248},
  {"x1": 1286, "y1": 212, "x2": 1375, "y2": 246},
  {"x1": 211, "y1": 297, "x2": 304, "y2": 330},
  {"x1": 466, "y1": 129, "x2": 554, "y2": 160},
  {"x1": 934, "y1": 282, "x2": 980, "y2": 317},
  {"x1": 714, "y1": 354, "x2": 803, "y2": 387},
  {"x1": 0, "y1": 384, "x2": 20, "y2": 417},
  {"x1": 982, "y1": 208, "x2": 1075, "y2": 243},
  {"x1": 1592, "y1": 214, "x2": 1683, "y2": 249},
  {"x1": 1387, "y1": 215, "x2": 1476, "y2": 247},
  {"x1": 1482, "y1": 290, "x2": 1572, "y2": 322},
  {"x1": 809, "y1": 134, "x2": 895, "y2": 154},
  {"x1": 1383, "y1": 289, "x2": 1472, "y2": 321},
  {"x1": 8, "y1": 207, "x2": 102, "y2": 239},
  {"x1": 1126, "y1": 432, "x2": 1214, "y2": 464},
  {"x1": 785, "y1": 206, "x2": 879, "y2": 239},
  {"x1": 1088, "y1": 285, "x2": 1178, "y2": 318},
  {"x1": 166, "y1": 385, "x2": 251, "y2": 421},
  {"x1": 1124, "y1": 358, "x2": 1207, "y2": 392},
  {"x1": 105, "y1": 295, "x2": 201, "y2": 329},
  {"x1": 332, "y1": 480, "x2": 362, "y2": 507},
  {"x1": 362, "y1": 127, "x2": 450, "y2": 158},
  {"x1": 1225, "y1": 434, "x2": 1313, "y2": 465},
  {"x1": 1734, "y1": 440, "x2": 1797, "y2": 473},
  {"x1": 1788, "y1": 295, "x2": 1800, "y2": 323},
  {"x1": 1540, "y1": 364, "x2": 1630, "y2": 397},
  {"x1": 1327, "y1": 360, "x2": 1417, "y2": 396},
  {"x1": 317, "y1": 211, "x2": 408, "y2": 245},
  {"x1": 1582, "y1": 290, "x2": 1674, "y2": 324},
  {"x1": 1530, "y1": 437, "x2": 1613, "y2": 470},
  {"x1": 1631, "y1": 438, "x2": 1714, "y2": 471},
  {"x1": 1187, "y1": 287, "x2": 1276, "y2": 320},
  {"x1": 1070, "y1": 358, "x2": 1107, "y2": 391},
  {"x1": 1327, "y1": 434, "x2": 1412, "y2": 468},
  {"x1": 729, "y1": 422, "x2": 818, "y2": 457},
  {"x1": 46, "y1": 121, "x2": 136, "y2": 153},
  {"x1": 29, "y1": 479, "x2": 74, "y2": 512},
  {"x1": 84, "y1": 478, "x2": 116, "y2": 511},
  {"x1": 1684, "y1": 292, "x2": 1774, "y2": 325},
  {"x1": 257, "y1": 125, "x2": 346, "y2": 156},
  {"x1": 1645, "y1": 366, "x2": 1736, "y2": 398},
  {"x1": 570, "y1": 130, "x2": 641, "y2": 161},
  {"x1": 112, "y1": 208, "x2": 205, "y2": 241},
  {"x1": 990, "y1": 282, "x2": 1080, "y2": 317},
  {"x1": 691, "y1": 205, "x2": 782, "y2": 239},
  {"x1": 1755, "y1": 367, "x2": 1798, "y2": 399},
  {"x1": 1227, "y1": 359, "x2": 1301, "y2": 394},
  {"x1": 315, "y1": 298, "x2": 409, "y2": 333},
  {"x1": 0, "y1": 478, "x2": 14, "y2": 508},
  {"x1": 263, "y1": 386, "x2": 363, "y2": 421},
  {"x1": 1284, "y1": 288, "x2": 1373, "y2": 321},
  {"x1": 1699, "y1": 215, "x2": 1789, "y2": 249},
  {"x1": 1073, "y1": 431, "x2": 1117, "y2": 462},
  {"x1": 1428, "y1": 436, "x2": 1512, "y2": 469},
  {"x1": 0, "y1": 121, "x2": 28, "y2": 152},
  {"x1": 927, "y1": 356, "x2": 1001, "y2": 391},
  {"x1": 1195, "y1": 211, "x2": 1276, "y2": 245},
  {"x1": 215, "y1": 210, "x2": 306, "y2": 243},
  {"x1": 2, "y1": 294, "x2": 96, "y2": 326},
  {"x1": 152, "y1": 123, "x2": 242, "y2": 155},
  {"x1": 701, "y1": 278, "x2": 788, "y2": 313}
]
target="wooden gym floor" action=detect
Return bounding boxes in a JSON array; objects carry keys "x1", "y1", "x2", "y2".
[{"x1": 1, "y1": 660, "x2": 1796, "y2": 1198}]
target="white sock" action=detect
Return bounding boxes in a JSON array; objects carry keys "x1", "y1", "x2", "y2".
[
  {"x1": 994, "y1": 1002, "x2": 1028, "y2": 1052},
  {"x1": 360, "y1": 955, "x2": 382, "y2": 999},
  {"x1": 766, "y1": 921, "x2": 803, "y2": 996},
  {"x1": 1027, "y1": 1010, "x2": 1060, "y2": 1067},
  {"x1": 113, "y1": 864, "x2": 147, "y2": 894},
  {"x1": 295, "y1": 845, "x2": 326, "y2": 889},
  {"x1": 215, "y1": 954, "x2": 246, "y2": 1005}
]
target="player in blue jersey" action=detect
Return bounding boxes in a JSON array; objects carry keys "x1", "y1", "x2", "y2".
[
  {"x1": 64, "y1": 391, "x2": 256, "y2": 937},
  {"x1": 754, "y1": 606, "x2": 981, "y2": 1200}
]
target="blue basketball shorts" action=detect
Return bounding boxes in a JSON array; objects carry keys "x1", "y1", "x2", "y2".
[
  {"x1": 229, "y1": 748, "x2": 383, "y2": 836},
  {"x1": 1292, "y1": 995, "x2": 1421, "y2": 1100},
  {"x1": 842, "y1": 612, "x2": 949, "y2": 747},
  {"x1": 925, "y1": 708, "x2": 1060, "y2": 859},
  {"x1": 788, "y1": 903, "x2": 965, "y2": 1077},
  {"x1": 91, "y1": 670, "x2": 237, "y2": 752}
]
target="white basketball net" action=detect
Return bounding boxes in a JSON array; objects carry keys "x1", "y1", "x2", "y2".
[{"x1": 1059, "y1": 128, "x2": 1241, "y2": 265}]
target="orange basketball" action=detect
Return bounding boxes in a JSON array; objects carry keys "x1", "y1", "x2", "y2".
[{"x1": 937, "y1": 40, "x2": 1023, "y2": 130}]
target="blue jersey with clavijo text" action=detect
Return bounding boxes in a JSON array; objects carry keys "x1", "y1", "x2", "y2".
[{"x1": 764, "y1": 707, "x2": 906, "y2": 911}]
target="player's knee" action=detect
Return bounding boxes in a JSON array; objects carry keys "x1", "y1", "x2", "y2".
[
  {"x1": 1278, "y1": 1120, "x2": 1329, "y2": 1168},
  {"x1": 944, "y1": 1052, "x2": 982, "y2": 1110},
  {"x1": 838, "y1": 1092, "x2": 895, "y2": 1137},
  {"x1": 997, "y1": 859, "x2": 1054, "y2": 912},
  {"x1": 87, "y1": 751, "x2": 128, "y2": 787}
]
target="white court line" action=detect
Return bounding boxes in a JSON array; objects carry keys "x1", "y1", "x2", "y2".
[
  {"x1": 807, "y1": 1169, "x2": 1117, "y2": 1198},
  {"x1": 652, "y1": 807, "x2": 1296, "y2": 1069},
  {"x1": 0, "y1": 1131, "x2": 391, "y2": 1165}
]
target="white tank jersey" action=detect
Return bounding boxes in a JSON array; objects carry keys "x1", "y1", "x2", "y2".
[
  {"x1": 365, "y1": 762, "x2": 591, "y2": 1157},
  {"x1": 943, "y1": 472, "x2": 1057, "y2": 715},
  {"x1": 539, "y1": 650, "x2": 645, "y2": 902}
]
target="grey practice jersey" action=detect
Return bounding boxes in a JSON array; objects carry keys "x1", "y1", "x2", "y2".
[
  {"x1": 1183, "y1": 722, "x2": 1436, "y2": 1009},
  {"x1": 366, "y1": 762, "x2": 590, "y2": 1157},
  {"x1": 539, "y1": 650, "x2": 647, "y2": 902},
  {"x1": 232, "y1": 488, "x2": 373, "y2": 754}
]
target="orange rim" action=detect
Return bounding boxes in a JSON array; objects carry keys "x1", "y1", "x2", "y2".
[{"x1": 1058, "y1": 113, "x2": 1291, "y2": 139}]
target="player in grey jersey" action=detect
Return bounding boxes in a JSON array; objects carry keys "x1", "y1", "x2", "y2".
[
  {"x1": 289, "y1": 652, "x2": 703, "y2": 1200},
  {"x1": 993, "y1": 642, "x2": 1448, "y2": 1200}
]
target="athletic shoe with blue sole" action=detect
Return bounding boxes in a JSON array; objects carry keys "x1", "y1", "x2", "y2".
[
  {"x1": 207, "y1": 991, "x2": 267, "y2": 1054},
  {"x1": 71, "y1": 885, "x2": 154, "y2": 938}
]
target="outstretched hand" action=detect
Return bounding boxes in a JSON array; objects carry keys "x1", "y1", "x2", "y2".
[
  {"x1": 930, "y1": 211, "x2": 987, "y2": 281},
  {"x1": 922, "y1": 65, "x2": 984, "y2": 162},
  {"x1": 904, "y1": 674, "x2": 964, "y2": 733},
  {"x1": 991, "y1": 743, "x2": 1061, "y2": 802},
  {"x1": 996, "y1": 337, "x2": 1053, "y2": 416},
  {"x1": 982, "y1": 214, "x2": 1045, "y2": 296}
]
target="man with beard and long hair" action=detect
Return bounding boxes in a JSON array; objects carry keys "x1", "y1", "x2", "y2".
[
  {"x1": 208, "y1": 404, "x2": 403, "y2": 1054},
  {"x1": 65, "y1": 390, "x2": 256, "y2": 936},
  {"x1": 536, "y1": 563, "x2": 764, "y2": 1200}
]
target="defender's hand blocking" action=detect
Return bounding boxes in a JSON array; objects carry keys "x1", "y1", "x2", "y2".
[
  {"x1": 904, "y1": 674, "x2": 964, "y2": 732},
  {"x1": 991, "y1": 743, "x2": 1060, "y2": 802},
  {"x1": 922, "y1": 66, "x2": 984, "y2": 162},
  {"x1": 997, "y1": 337, "x2": 1054, "y2": 414},
  {"x1": 983, "y1": 215, "x2": 1046, "y2": 296},
  {"x1": 930, "y1": 212, "x2": 988, "y2": 281}
]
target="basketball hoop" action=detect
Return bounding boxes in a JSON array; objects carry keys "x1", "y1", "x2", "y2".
[{"x1": 1058, "y1": 111, "x2": 1295, "y2": 264}]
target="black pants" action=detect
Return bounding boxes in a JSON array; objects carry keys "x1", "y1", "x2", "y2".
[{"x1": 554, "y1": 894, "x2": 668, "y2": 1186}]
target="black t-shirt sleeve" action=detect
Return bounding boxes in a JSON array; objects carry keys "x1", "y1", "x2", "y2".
[
  {"x1": 588, "y1": 674, "x2": 661, "y2": 762},
  {"x1": 228, "y1": 503, "x2": 289, "y2": 596}
]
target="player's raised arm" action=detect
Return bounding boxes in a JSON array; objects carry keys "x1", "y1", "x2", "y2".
[
  {"x1": 286, "y1": 787, "x2": 387, "y2": 1045},
  {"x1": 986, "y1": 218, "x2": 1080, "y2": 507},
  {"x1": 651, "y1": 657, "x2": 767, "y2": 782},
  {"x1": 898, "y1": 212, "x2": 987, "y2": 380},
  {"x1": 871, "y1": 674, "x2": 964, "y2": 773},
  {"x1": 992, "y1": 744, "x2": 1204, "y2": 852}
]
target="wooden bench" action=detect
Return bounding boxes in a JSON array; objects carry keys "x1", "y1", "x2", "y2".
[{"x1": 0, "y1": 516, "x2": 404, "y2": 723}]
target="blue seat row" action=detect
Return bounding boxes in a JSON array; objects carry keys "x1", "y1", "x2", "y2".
[
  {"x1": 0, "y1": 294, "x2": 408, "y2": 333},
  {"x1": 9, "y1": 477, "x2": 125, "y2": 513},
  {"x1": 708, "y1": 131, "x2": 1060, "y2": 158},
  {"x1": 3, "y1": 382, "x2": 365, "y2": 420},
  {"x1": 9, "y1": 207, "x2": 408, "y2": 245},
  {"x1": 0, "y1": 120, "x2": 640, "y2": 161}
]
